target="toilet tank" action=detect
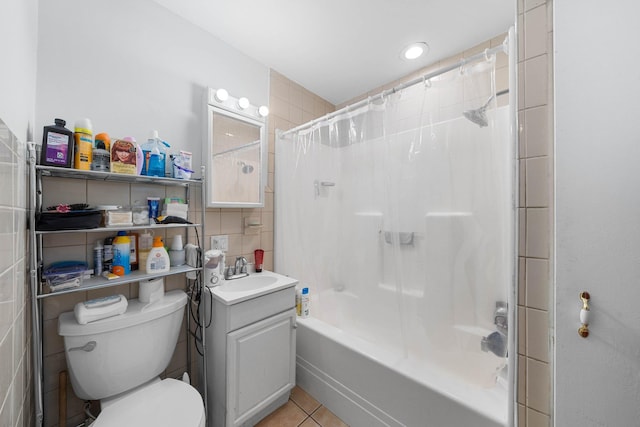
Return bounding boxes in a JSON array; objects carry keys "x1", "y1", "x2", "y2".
[{"x1": 58, "y1": 290, "x2": 187, "y2": 401}]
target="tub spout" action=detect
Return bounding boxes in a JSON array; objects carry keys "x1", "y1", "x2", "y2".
[{"x1": 481, "y1": 331, "x2": 507, "y2": 358}]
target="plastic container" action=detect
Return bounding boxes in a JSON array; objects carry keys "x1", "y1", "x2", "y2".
[
  {"x1": 74, "y1": 294, "x2": 128, "y2": 324},
  {"x1": 146, "y1": 236, "x2": 170, "y2": 273},
  {"x1": 132, "y1": 204, "x2": 150, "y2": 226},
  {"x1": 93, "y1": 240, "x2": 103, "y2": 276},
  {"x1": 138, "y1": 230, "x2": 154, "y2": 269},
  {"x1": 74, "y1": 118, "x2": 93, "y2": 170},
  {"x1": 112, "y1": 231, "x2": 131, "y2": 276},
  {"x1": 300, "y1": 287, "x2": 310, "y2": 318},
  {"x1": 147, "y1": 197, "x2": 160, "y2": 220},
  {"x1": 43, "y1": 261, "x2": 87, "y2": 292},
  {"x1": 91, "y1": 139, "x2": 110, "y2": 172},
  {"x1": 41, "y1": 118, "x2": 74, "y2": 168},
  {"x1": 141, "y1": 130, "x2": 168, "y2": 177}
]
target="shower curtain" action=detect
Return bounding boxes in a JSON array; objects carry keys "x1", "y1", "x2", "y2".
[{"x1": 275, "y1": 55, "x2": 514, "y2": 390}]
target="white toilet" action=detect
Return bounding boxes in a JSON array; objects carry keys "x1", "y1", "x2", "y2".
[{"x1": 58, "y1": 290, "x2": 206, "y2": 426}]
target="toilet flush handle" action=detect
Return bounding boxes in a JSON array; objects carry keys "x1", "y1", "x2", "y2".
[{"x1": 69, "y1": 341, "x2": 97, "y2": 352}]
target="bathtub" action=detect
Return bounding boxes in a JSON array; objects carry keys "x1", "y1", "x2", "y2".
[{"x1": 296, "y1": 314, "x2": 508, "y2": 427}]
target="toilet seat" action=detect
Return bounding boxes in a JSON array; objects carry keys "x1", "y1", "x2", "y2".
[{"x1": 92, "y1": 378, "x2": 205, "y2": 427}]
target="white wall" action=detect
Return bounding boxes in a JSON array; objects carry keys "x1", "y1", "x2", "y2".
[
  {"x1": 36, "y1": 0, "x2": 270, "y2": 178},
  {"x1": 0, "y1": 0, "x2": 38, "y2": 141}
]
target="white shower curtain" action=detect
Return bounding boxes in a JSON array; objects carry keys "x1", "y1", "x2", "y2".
[{"x1": 275, "y1": 55, "x2": 513, "y2": 390}]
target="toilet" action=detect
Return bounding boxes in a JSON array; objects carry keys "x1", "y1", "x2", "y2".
[{"x1": 58, "y1": 290, "x2": 206, "y2": 426}]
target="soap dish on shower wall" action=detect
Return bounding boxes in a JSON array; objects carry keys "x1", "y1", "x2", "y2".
[{"x1": 383, "y1": 231, "x2": 414, "y2": 245}]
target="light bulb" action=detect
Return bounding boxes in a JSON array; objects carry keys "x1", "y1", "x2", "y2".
[
  {"x1": 237, "y1": 97, "x2": 250, "y2": 110},
  {"x1": 214, "y1": 88, "x2": 229, "y2": 102},
  {"x1": 258, "y1": 105, "x2": 269, "y2": 117},
  {"x1": 402, "y1": 42, "x2": 428, "y2": 60}
]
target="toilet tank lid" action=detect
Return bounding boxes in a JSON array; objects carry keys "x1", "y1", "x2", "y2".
[{"x1": 59, "y1": 290, "x2": 187, "y2": 337}]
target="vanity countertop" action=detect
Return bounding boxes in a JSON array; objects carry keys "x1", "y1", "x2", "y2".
[{"x1": 210, "y1": 270, "x2": 298, "y2": 305}]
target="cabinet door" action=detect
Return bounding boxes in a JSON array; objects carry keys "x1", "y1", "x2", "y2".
[{"x1": 226, "y1": 309, "x2": 296, "y2": 427}]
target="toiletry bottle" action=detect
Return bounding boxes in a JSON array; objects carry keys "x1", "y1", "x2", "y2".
[
  {"x1": 146, "y1": 236, "x2": 170, "y2": 273},
  {"x1": 93, "y1": 240, "x2": 103, "y2": 276},
  {"x1": 112, "y1": 231, "x2": 131, "y2": 276},
  {"x1": 296, "y1": 288, "x2": 302, "y2": 316},
  {"x1": 41, "y1": 118, "x2": 74, "y2": 168},
  {"x1": 91, "y1": 139, "x2": 110, "y2": 172},
  {"x1": 141, "y1": 130, "x2": 167, "y2": 177},
  {"x1": 73, "y1": 118, "x2": 93, "y2": 170},
  {"x1": 300, "y1": 287, "x2": 310, "y2": 318},
  {"x1": 103, "y1": 236, "x2": 114, "y2": 273},
  {"x1": 137, "y1": 230, "x2": 154, "y2": 268}
]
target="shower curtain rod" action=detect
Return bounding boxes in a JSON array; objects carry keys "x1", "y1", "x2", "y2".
[{"x1": 282, "y1": 37, "x2": 508, "y2": 136}]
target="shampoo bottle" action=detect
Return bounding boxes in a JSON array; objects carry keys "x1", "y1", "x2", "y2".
[
  {"x1": 300, "y1": 287, "x2": 310, "y2": 318},
  {"x1": 146, "y1": 236, "x2": 170, "y2": 273}
]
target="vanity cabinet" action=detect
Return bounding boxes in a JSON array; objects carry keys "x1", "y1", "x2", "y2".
[{"x1": 205, "y1": 278, "x2": 297, "y2": 427}]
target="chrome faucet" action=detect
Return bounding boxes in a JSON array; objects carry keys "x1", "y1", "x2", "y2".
[
  {"x1": 224, "y1": 256, "x2": 249, "y2": 280},
  {"x1": 481, "y1": 301, "x2": 508, "y2": 358},
  {"x1": 235, "y1": 256, "x2": 247, "y2": 274}
]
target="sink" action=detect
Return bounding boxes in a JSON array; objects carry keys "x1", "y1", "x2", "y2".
[{"x1": 218, "y1": 275, "x2": 278, "y2": 292}]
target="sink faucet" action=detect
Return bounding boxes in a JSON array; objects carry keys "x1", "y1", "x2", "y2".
[
  {"x1": 225, "y1": 257, "x2": 249, "y2": 280},
  {"x1": 235, "y1": 256, "x2": 247, "y2": 274},
  {"x1": 481, "y1": 301, "x2": 508, "y2": 357}
]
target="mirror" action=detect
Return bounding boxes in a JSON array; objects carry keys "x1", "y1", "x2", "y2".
[{"x1": 206, "y1": 89, "x2": 267, "y2": 208}]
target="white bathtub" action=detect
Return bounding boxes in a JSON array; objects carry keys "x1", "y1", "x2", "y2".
[{"x1": 296, "y1": 315, "x2": 508, "y2": 427}]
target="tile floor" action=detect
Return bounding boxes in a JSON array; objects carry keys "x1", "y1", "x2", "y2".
[{"x1": 256, "y1": 386, "x2": 349, "y2": 427}]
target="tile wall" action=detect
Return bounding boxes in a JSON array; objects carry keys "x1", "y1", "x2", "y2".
[
  {"x1": 518, "y1": 0, "x2": 553, "y2": 426},
  {"x1": 0, "y1": 119, "x2": 32, "y2": 426}
]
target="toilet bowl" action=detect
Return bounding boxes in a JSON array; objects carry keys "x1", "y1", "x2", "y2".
[
  {"x1": 58, "y1": 290, "x2": 205, "y2": 426},
  {"x1": 92, "y1": 378, "x2": 205, "y2": 426}
]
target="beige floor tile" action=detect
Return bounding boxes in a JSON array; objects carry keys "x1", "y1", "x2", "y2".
[
  {"x1": 291, "y1": 385, "x2": 321, "y2": 415},
  {"x1": 299, "y1": 418, "x2": 321, "y2": 427},
  {"x1": 311, "y1": 406, "x2": 349, "y2": 427},
  {"x1": 255, "y1": 401, "x2": 307, "y2": 427}
]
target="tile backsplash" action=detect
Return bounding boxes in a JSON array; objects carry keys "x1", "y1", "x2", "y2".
[{"x1": 0, "y1": 118, "x2": 32, "y2": 426}]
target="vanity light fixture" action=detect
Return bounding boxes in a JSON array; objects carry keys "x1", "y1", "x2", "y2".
[
  {"x1": 258, "y1": 105, "x2": 270, "y2": 117},
  {"x1": 214, "y1": 88, "x2": 229, "y2": 102},
  {"x1": 401, "y1": 42, "x2": 429, "y2": 60},
  {"x1": 237, "y1": 97, "x2": 250, "y2": 110}
]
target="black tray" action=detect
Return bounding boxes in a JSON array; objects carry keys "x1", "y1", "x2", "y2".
[{"x1": 36, "y1": 210, "x2": 102, "y2": 231}]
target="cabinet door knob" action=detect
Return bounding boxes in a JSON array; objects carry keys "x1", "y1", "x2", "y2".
[{"x1": 578, "y1": 291, "x2": 590, "y2": 338}]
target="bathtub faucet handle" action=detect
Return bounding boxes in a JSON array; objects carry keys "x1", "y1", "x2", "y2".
[{"x1": 494, "y1": 301, "x2": 508, "y2": 335}]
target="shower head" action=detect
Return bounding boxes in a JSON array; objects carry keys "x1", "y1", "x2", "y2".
[
  {"x1": 238, "y1": 161, "x2": 254, "y2": 174},
  {"x1": 463, "y1": 95, "x2": 493, "y2": 128},
  {"x1": 462, "y1": 89, "x2": 509, "y2": 128}
]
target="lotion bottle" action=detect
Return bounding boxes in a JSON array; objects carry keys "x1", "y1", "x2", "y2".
[{"x1": 146, "y1": 236, "x2": 170, "y2": 273}]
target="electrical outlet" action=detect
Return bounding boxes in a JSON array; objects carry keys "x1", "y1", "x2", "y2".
[{"x1": 211, "y1": 235, "x2": 229, "y2": 251}]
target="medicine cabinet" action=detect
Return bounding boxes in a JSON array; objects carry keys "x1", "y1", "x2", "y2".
[{"x1": 205, "y1": 88, "x2": 267, "y2": 208}]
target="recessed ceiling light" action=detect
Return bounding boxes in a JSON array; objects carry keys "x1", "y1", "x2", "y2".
[{"x1": 402, "y1": 42, "x2": 429, "y2": 60}]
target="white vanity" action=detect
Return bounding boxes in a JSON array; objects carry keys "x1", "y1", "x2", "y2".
[{"x1": 202, "y1": 270, "x2": 298, "y2": 427}]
